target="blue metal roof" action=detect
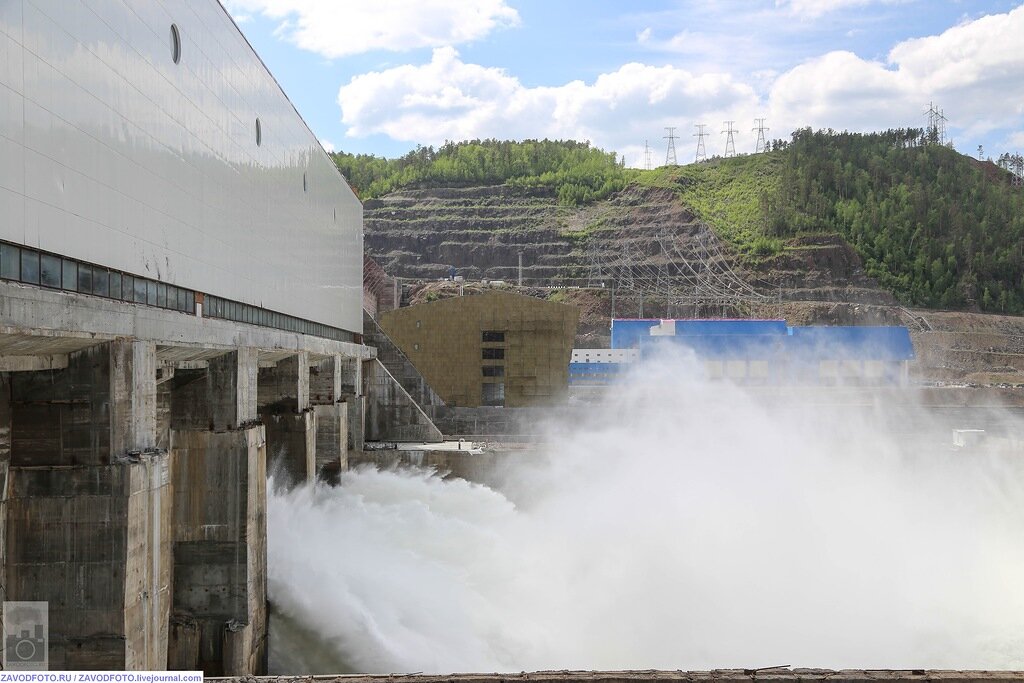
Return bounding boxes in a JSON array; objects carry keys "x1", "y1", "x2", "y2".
[
  {"x1": 611, "y1": 319, "x2": 788, "y2": 349},
  {"x1": 609, "y1": 319, "x2": 915, "y2": 361},
  {"x1": 787, "y1": 326, "x2": 916, "y2": 361}
]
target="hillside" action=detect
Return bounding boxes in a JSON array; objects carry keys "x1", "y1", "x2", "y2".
[{"x1": 357, "y1": 132, "x2": 1024, "y2": 316}]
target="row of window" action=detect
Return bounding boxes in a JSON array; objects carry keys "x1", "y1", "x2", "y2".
[
  {"x1": 204, "y1": 295, "x2": 352, "y2": 342},
  {"x1": 0, "y1": 241, "x2": 354, "y2": 343},
  {"x1": 0, "y1": 243, "x2": 194, "y2": 313}
]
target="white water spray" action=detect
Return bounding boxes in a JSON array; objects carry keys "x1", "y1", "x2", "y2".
[{"x1": 268, "y1": 350, "x2": 1024, "y2": 674}]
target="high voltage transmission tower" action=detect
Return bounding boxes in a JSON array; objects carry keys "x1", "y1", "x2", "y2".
[
  {"x1": 925, "y1": 102, "x2": 947, "y2": 145},
  {"x1": 752, "y1": 118, "x2": 769, "y2": 153},
  {"x1": 721, "y1": 120, "x2": 737, "y2": 158},
  {"x1": 693, "y1": 124, "x2": 708, "y2": 162},
  {"x1": 643, "y1": 139, "x2": 652, "y2": 170},
  {"x1": 664, "y1": 127, "x2": 679, "y2": 166}
]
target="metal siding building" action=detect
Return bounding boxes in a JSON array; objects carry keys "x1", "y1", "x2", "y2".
[
  {"x1": 610, "y1": 319, "x2": 789, "y2": 349},
  {"x1": 0, "y1": 0, "x2": 362, "y2": 334},
  {"x1": 576, "y1": 319, "x2": 915, "y2": 386}
]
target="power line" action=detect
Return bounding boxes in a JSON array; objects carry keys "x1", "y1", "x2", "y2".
[
  {"x1": 693, "y1": 124, "x2": 708, "y2": 163},
  {"x1": 721, "y1": 120, "x2": 737, "y2": 158},
  {"x1": 644, "y1": 139, "x2": 652, "y2": 170},
  {"x1": 664, "y1": 127, "x2": 678, "y2": 166},
  {"x1": 752, "y1": 118, "x2": 769, "y2": 154}
]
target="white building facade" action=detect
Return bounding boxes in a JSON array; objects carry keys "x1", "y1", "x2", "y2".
[{"x1": 0, "y1": 0, "x2": 363, "y2": 334}]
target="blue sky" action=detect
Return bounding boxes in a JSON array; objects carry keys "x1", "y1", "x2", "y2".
[{"x1": 225, "y1": 0, "x2": 1024, "y2": 167}]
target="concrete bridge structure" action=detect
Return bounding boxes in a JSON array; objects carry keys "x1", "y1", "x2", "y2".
[{"x1": 0, "y1": 0, "x2": 415, "y2": 674}]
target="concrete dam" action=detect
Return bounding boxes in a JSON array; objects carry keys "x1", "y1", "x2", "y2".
[
  {"x1": 2, "y1": 0, "x2": 1023, "y2": 677},
  {"x1": 0, "y1": 0, "x2": 377, "y2": 673}
]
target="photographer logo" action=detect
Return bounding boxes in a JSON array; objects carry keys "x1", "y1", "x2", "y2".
[{"x1": 3, "y1": 601, "x2": 48, "y2": 670}]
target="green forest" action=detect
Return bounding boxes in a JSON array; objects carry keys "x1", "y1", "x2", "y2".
[
  {"x1": 337, "y1": 133, "x2": 1024, "y2": 314},
  {"x1": 332, "y1": 139, "x2": 627, "y2": 206},
  {"x1": 635, "y1": 129, "x2": 1024, "y2": 313},
  {"x1": 758, "y1": 129, "x2": 1024, "y2": 312}
]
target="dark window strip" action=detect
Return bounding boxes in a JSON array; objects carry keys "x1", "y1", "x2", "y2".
[{"x1": 0, "y1": 240, "x2": 354, "y2": 343}]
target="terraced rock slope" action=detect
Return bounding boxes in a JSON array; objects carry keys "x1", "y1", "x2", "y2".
[
  {"x1": 363, "y1": 183, "x2": 1024, "y2": 390},
  {"x1": 364, "y1": 184, "x2": 892, "y2": 307}
]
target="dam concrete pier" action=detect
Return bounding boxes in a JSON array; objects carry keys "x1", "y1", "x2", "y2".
[
  {"x1": 0, "y1": 0, "x2": 384, "y2": 672},
  {"x1": 0, "y1": 281, "x2": 372, "y2": 673}
]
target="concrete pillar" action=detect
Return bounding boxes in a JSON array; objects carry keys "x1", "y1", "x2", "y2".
[
  {"x1": 170, "y1": 349, "x2": 258, "y2": 432},
  {"x1": 259, "y1": 352, "x2": 314, "y2": 486},
  {"x1": 169, "y1": 427, "x2": 266, "y2": 676},
  {"x1": 309, "y1": 355, "x2": 340, "y2": 405},
  {"x1": 167, "y1": 347, "x2": 266, "y2": 676},
  {"x1": 6, "y1": 454, "x2": 171, "y2": 669},
  {"x1": 313, "y1": 402, "x2": 347, "y2": 480},
  {"x1": 258, "y1": 352, "x2": 309, "y2": 414},
  {"x1": 310, "y1": 356, "x2": 349, "y2": 480},
  {"x1": 4, "y1": 340, "x2": 171, "y2": 670},
  {"x1": 339, "y1": 357, "x2": 365, "y2": 452},
  {"x1": 0, "y1": 373, "x2": 10, "y2": 617},
  {"x1": 110, "y1": 339, "x2": 157, "y2": 455}
]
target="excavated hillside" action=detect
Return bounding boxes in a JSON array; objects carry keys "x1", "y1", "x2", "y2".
[
  {"x1": 364, "y1": 184, "x2": 891, "y2": 305},
  {"x1": 364, "y1": 182, "x2": 1024, "y2": 389}
]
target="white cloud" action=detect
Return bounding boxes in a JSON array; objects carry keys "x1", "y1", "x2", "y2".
[
  {"x1": 224, "y1": 0, "x2": 519, "y2": 58},
  {"x1": 333, "y1": 6, "x2": 1024, "y2": 165},
  {"x1": 776, "y1": 0, "x2": 901, "y2": 19},
  {"x1": 319, "y1": 139, "x2": 336, "y2": 153},
  {"x1": 768, "y1": 5, "x2": 1024, "y2": 138},
  {"x1": 338, "y1": 47, "x2": 760, "y2": 163},
  {"x1": 636, "y1": 27, "x2": 652, "y2": 44}
]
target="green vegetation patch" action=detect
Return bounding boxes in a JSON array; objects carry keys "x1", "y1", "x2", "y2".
[
  {"x1": 334, "y1": 139, "x2": 629, "y2": 207},
  {"x1": 632, "y1": 154, "x2": 784, "y2": 257}
]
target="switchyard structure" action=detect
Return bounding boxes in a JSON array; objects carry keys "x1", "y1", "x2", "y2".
[
  {"x1": 582, "y1": 224, "x2": 774, "y2": 318},
  {"x1": 0, "y1": 0, "x2": 380, "y2": 674}
]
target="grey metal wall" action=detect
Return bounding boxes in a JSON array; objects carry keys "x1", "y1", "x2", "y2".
[{"x1": 0, "y1": 0, "x2": 362, "y2": 333}]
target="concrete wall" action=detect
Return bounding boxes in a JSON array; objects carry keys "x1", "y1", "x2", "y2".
[
  {"x1": 0, "y1": 0, "x2": 363, "y2": 332},
  {"x1": 378, "y1": 291, "x2": 579, "y2": 408},
  {"x1": 169, "y1": 427, "x2": 267, "y2": 675},
  {"x1": 364, "y1": 360, "x2": 442, "y2": 442},
  {"x1": 6, "y1": 455, "x2": 172, "y2": 669},
  {"x1": 313, "y1": 402, "x2": 347, "y2": 475}
]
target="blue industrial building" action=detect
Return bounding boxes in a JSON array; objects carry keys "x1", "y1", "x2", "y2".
[{"x1": 570, "y1": 319, "x2": 915, "y2": 387}]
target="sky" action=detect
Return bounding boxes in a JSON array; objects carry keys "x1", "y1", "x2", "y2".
[{"x1": 223, "y1": 0, "x2": 1024, "y2": 168}]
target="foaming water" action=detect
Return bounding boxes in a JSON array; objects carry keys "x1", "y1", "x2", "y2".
[{"x1": 267, "y1": 350, "x2": 1024, "y2": 674}]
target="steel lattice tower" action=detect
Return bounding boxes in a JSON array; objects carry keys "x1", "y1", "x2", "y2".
[
  {"x1": 752, "y1": 118, "x2": 769, "y2": 153},
  {"x1": 664, "y1": 127, "x2": 678, "y2": 166},
  {"x1": 693, "y1": 124, "x2": 708, "y2": 162},
  {"x1": 722, "y1": 120, "x2": 737, "y2": 157}
]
